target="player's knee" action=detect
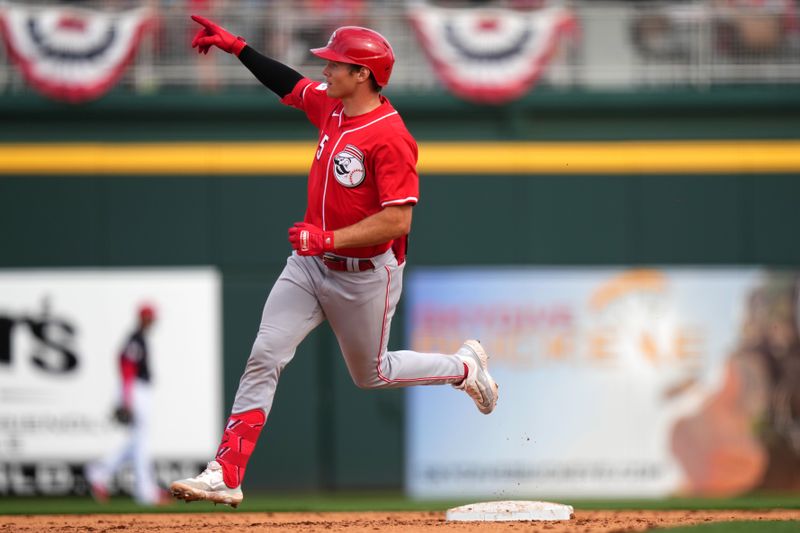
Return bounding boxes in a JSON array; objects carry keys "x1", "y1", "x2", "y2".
[
  {"x1": 351, "y1": 373, "x2": 383, "y2": 390},
  {"x1": 352, "y1": 375, "x2": 375, "y2": 389}
]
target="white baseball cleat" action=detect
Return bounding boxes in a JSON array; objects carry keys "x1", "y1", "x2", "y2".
[
  {"x1": 84, "y1": 464, "x2": 110, "y2": 503},
  {"x1": 454, "y1": 339, "x2": 499, "y2": 414},
  {"x1": 169, "y1": 460, "x2": 243, "y2": 508}
]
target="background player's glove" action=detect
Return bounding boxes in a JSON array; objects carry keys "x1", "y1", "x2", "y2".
[
  {"x1": 288, "y1": 222, "x2": 335, "y2": 256},
  {"x1": 190, "y1": 15, "x2": 247, "y2": 56},
  {"x1": 113, "y1": 405, "x2": 134, "y2": 426}
]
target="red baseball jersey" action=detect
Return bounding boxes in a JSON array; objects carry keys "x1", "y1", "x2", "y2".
[{"x1": 281, "y1": 78, "x2": 419, "y2": 259}]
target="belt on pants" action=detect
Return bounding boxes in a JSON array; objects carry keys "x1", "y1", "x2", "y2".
[{"x1": 322, "y1": 253, "x2": 375, "y2": 272}]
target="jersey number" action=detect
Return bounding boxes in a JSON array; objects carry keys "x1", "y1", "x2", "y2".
[{"x1": 316, "y1": 134, "x2": 329, "y2": 160}]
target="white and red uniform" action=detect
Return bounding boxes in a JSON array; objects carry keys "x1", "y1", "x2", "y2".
[
  {"x1": 86, "y1": 328, "x2": 161, "y2": 505},
  {"x1": 216, "y1": 79, "x2": 466, "y2": 489}
]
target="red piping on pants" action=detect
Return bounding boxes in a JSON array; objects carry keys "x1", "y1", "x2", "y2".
[{"x1": 375, "y1": 265, "x2": 464, "y2": 384}]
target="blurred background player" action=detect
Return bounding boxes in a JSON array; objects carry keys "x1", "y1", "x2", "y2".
[{"x1": 85, "y1": 304, "x2": 167, "y2": 505}]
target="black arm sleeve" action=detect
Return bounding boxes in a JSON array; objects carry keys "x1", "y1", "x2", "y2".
[{"x1": 238, "y1": 45, "x2": 304, "y2": 98}]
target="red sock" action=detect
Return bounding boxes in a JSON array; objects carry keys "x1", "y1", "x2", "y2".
[{"x1": 215, "y1": 409, "x2": 265, "y2": 488}]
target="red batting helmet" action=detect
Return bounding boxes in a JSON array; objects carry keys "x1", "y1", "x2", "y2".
[
  {"x1": 138, "y1": 304, "x2": 156, "y2": 322},
  {"x1": 310, "y1": 26, "x2": 395, "y2": 87}
]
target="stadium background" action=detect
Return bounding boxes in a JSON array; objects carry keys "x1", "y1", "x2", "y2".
[{"x1": 1, "y1": 0, "x2": 799, "y2": 506}]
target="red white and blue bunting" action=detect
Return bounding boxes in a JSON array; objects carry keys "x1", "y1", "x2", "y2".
[
  {"x1": 0, "y1": 3, "x2": 152, "y2": 103},
  {"x1": 408, "y1": 1, "x2": 577, "y2": 104}
]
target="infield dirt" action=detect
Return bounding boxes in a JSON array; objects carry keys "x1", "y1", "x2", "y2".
[{"x1": 1, "y1": 509, "x2": 799, "y2": 532}]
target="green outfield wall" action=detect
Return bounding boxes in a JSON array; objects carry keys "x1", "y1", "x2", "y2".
[
  {"x1": 1, "y1": 87, "x2": 799, "y2": 491},
  {"x1": 1, "y1": 86, "x2": 799, "y2": 142}
]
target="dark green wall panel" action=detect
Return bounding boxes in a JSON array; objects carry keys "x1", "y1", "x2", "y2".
[
  {"x1": 413, "y1": 176, "x2": 520, "y2": 264},
  {"x1": 635, "y1": 175, "x2": 747, "y2": 264},
  {"x1": 753, "y1": 175, "x2": 800, "y2": 265},
  {"x1": 2, "y1": 87, "x2": 799, "y2": 142},
  {"x1": 520, "y1": 175, "x2": 632, "y2": 264},
  {"x1": 104, "y1": 178, "x2": 213, "y2": 265},
  {"x1": 210, "y1": 177, "x2": 306, "y2": 266},
  {"x1": 415, "y1": 174, "x2": 640, "y2": 265},
  {"x1": 0, "y1": 178, "x2": 104, "y2": 266}
]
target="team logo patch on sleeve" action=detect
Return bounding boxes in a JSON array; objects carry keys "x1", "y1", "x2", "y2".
[{"x1": 332, "y1": 144, "x2": 366, "y2": 187}]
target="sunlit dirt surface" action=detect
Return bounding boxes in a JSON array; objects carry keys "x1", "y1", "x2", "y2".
[{"x1": 2, "y1": 509, "x2": 799, "y2": 532}]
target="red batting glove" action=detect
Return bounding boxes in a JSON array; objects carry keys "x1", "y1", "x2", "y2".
[
  {"x1": 190, "y1": 15, "x2": 247, "y2": 56},
  {"x1": 288, "y1": 222, "x2": 335, "y2": 256}
]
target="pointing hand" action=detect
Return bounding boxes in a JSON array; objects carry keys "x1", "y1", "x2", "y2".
[{"x1": 190, "y1": 15, "x2": 247, "y2": 56}]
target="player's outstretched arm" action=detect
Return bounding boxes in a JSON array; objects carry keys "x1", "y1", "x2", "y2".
[
  {"x1": 238, "y1": 47, "x2": 304, "y2": 98},
  {"x1": 190, "y1": 14, "x2": 303, "y2": 98}
]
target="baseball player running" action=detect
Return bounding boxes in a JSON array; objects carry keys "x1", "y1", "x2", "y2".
[{"x1": 170, "y1": 15, "x2": 498, "y2": 508}]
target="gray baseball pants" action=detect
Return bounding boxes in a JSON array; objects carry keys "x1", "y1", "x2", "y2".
[{"x1": 231, "y1": 249, "x2": 465, "y2": 415}]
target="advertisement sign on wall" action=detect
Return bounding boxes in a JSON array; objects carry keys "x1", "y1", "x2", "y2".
[
  {"x1": 405, "y1": 268, "x2": 800, "y2": 498},
  {"x1": 0, "y1": 268, "x2": 222, "y2": 495}
]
